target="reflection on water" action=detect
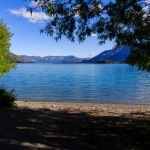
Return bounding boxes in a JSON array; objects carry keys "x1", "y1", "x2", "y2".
[{"x1": 1, "y1": 63, "x2": 150, "y2": 104}]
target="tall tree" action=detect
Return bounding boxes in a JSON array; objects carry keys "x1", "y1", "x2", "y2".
[
  {"x1": 0, "y1": 20, "x2": 17, "y2": 78},
  {"x1": 29, "y1": 0, "x2": 150, "y2": 71}
]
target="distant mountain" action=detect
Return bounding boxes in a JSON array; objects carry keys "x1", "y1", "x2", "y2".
[
  {"x1": 82, "y1": 46, "x2": 130, "y2": 63},
  {"x1": 10, "y1": 46, "x2": 130, "y2": 64},
  {"x1": 9, "y1": 52, "x2": 34, "y2": 63},
  {"x1": 19, "y1": 55, "x2": 84, "y2": 63},
  {"x1": 16, "y1": 58, "x2": 34, "y2": 63}
]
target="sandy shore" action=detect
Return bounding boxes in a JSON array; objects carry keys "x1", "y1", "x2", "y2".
[{"x1": 16, "y1": 100, "x2": 150, "y2": 116}]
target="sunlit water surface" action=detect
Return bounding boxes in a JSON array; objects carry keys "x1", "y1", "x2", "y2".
[{"x1": 1, "y1": 64, "x2": 150, "y2": 104}]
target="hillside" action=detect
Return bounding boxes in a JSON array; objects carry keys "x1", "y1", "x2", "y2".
[
  {"x1": 95, "y1": 59, "x2": 115, "y2": 64},
  {"x1": 19, "y1": 55, "x2": 84, "y2": 63},
  {"x1": 10, "y1": 46, "x2": 130, "y2": 64},
  {"x1": 9, "y1": 52, "x2": 34, "y2": 63},
  {"x1": 82, "y1": 47, "x2": 130, "y2": 63}
]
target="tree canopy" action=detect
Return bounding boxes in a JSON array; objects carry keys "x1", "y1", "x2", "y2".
[
  {"x1": 29, "y1": 0, "x2": 150, "y2": 71},
  {"x1": 0, "y1": 20, "x2": 17, "y2": 78}
]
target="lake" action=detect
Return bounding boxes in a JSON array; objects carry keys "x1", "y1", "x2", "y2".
[{"x1": 1, "y1": 63, "x2": 150, "y2": 104}]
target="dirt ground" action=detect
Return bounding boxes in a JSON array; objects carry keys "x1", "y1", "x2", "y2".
[{"x1": 0, "y1": 101, "x2": 150, "y2": 150}]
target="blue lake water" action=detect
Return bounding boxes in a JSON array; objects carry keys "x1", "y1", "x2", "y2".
[{"x1": 1, "y1": 63, "x2": 150, "y2": 104}]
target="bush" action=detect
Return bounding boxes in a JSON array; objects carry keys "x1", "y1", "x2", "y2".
[{"x1": 0, "y1": 88, "x2": 16, "y2": 107}]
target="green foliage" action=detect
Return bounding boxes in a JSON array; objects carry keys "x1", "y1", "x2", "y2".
[
  {"x1": 29, "y1": 0, "x2": 150, "y2": 71},
  {"x1": 0, "y1": 20, "x2": 17, "y2": 78},
  {"x1": 28, "y1": 0, "x2": 103, "y2": 42},
  {"x1": 0, "y1": 88, "x2": 16, "y2": 107},
  {"x1": 104, "y1": 0, "x2": 150, "y2": 71}
]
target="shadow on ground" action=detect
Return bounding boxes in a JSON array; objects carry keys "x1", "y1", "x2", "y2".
[{"x1": 0, "y1": 107, "x2": 150, "y2": 150}]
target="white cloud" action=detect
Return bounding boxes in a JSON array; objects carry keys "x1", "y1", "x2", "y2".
[
  {"x1": 29, "y1": 1, "x2": 38, "y2": 7},
  {"x1": 91, "y1": 33, "x2": 97, "y2": 37},
  {"x1": 9, "y1": 8, "x2": 50, "y2": 23},
  {"x1": 87, "y1": 53, "x2": 96, "y2": 58}
]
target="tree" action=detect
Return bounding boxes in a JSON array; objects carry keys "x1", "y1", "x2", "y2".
[
  {"x1": 29, "y1": 0, "x2": 150, "y2": 71},
  {"x1": 103, "y1": 0, "x2": 150, "y2": 71},
  {"x1": 0, "y1": 20, "x2": 17, "y2": 78}
]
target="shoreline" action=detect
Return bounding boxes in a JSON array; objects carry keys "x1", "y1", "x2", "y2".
[
  {"x1": 16, "y1": 100, "x2": 150, "y2": 116},
  {"x1": 17, "y1": 99, "x2": 150, "y2": 105}
]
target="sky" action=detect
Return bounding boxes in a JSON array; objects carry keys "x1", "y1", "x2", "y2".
[{"x1": 0, "y1": 0, "x2": 115, "y2": 58}]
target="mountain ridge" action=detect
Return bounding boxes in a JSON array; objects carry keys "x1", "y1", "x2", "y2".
[
  {"x1": 82, "y1": 46, "x2": 130, "y2": 63},
  {"x1": 11, "y1": 46, "x2": 130, "y2": 63},
  {"x1": 19, "y1": 55, "x2": 84, "y2": 63}
]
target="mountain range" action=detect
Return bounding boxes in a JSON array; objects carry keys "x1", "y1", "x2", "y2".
[
  {"x1": 18, "y1": 55, "x2": 84, "y2": 63},
  {"x1": 12, "y1": 46, "x2": 130, "y2": 63}
]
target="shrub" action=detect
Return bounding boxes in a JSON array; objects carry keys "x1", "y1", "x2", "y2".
[{"x1": 0, "y1": 88, "x2": 16, "y2": 107}]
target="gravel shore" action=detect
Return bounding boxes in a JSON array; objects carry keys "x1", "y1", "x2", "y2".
[
  {"x1": 0, "y1": 100, "x2": 150, "y2": 149},
  {"x1": 16, "y1": 100, "x2": 150, "y2": 116}
]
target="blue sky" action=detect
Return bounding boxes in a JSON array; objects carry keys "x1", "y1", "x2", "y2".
[{"x1": 0, "y1": 0, "x2": 115, "y2": 58}]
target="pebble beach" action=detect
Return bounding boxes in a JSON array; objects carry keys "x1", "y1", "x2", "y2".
[
  {"x1": 17, "y1": 100, "x2": 150, "y2": 117},
  {"x1": 0, "y1": 100, "x2": 150, "y2": 150}
]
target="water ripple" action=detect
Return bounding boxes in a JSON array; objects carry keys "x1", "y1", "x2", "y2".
[{"x1": 1, "y1": 64, "x2": 150, "y2": 104}]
